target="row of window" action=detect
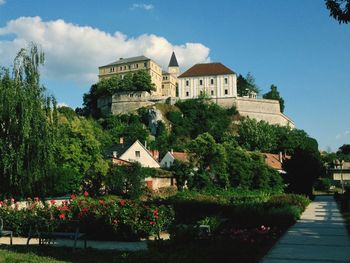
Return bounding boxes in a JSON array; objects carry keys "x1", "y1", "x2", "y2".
[
  {"x1": 185, "y1": 78, "x2": 228, "y2": 86},
  {"x1": 185, "y1": 89, "x2": 229, "y2": 97},
  {"x1": 108, "y1": 62, "x2": 147, "y2": 73}
]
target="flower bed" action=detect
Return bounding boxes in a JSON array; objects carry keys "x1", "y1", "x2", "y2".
[{"x1": 0, "y1": 194, "x2": 174, "y2": 241}]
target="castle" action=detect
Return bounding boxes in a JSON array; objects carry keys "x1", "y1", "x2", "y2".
[{"x1": 97, "y1": 52, "x2": 294, "y2": 128}]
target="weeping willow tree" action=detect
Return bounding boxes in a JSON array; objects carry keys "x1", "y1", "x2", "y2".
[{"x1": 0, "y1": 44, "x2": 58, "y2": 197}]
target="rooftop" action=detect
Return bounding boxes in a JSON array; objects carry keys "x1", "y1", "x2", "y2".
[
  {"x1": 100, "y1": 56, "x2": 150, "y2": 68},
  {"x1": 179, "y1": 63, "x2": 235, "y2": 78},
  {"x1": 168, "y1": 51, "x2": 179, "y2": 67}
]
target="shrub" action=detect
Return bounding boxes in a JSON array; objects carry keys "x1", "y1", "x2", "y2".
[{"x1": 314, "y1": 178, "x2": 333, "y2": 191}]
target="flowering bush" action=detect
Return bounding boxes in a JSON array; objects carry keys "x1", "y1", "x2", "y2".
[{"x1": 0, "y1": 194, "x2": 174, "y2": 241}]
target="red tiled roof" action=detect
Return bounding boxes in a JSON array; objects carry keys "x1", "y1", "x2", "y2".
[
  {"x1": 171, "y1": 152, "x2": 190, "y2": 162},
  {"x1": 264, "y1": 153, "x2": 291, "y2": 170},
  {"x1": 178, "y1": 63, "x2": 235, "y2": 78}
]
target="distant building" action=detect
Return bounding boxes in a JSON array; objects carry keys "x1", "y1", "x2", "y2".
[
  {"x1": 98, "y1": 56, "x2": 163, "y2": 95},
  {"x1": 178, "y1": 62, "x2": 237, "y2": 99},
  {"x1": 263, "y1": 152, "x2": 290, "y2": 174},
  {"x1": 160, "y1": 151, "x2": 190, "y2": 168}
]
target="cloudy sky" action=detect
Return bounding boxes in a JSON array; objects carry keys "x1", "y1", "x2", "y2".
[{"x1": 0, "y1": 0, "x2": 349, "y2": 152}]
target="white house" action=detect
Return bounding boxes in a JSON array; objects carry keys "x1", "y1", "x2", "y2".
[
  {"x1": 178, "y1": 63, "x2": 237, "y2": 99},
  {"x1": 109, "y1": 140, "x2": 160, "y2": 168},
  {"x1": 160, "y1": 151, "x2": 190, "y2": 168}
]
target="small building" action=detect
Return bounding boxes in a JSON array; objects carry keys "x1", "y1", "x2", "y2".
[
  {"x1": 178, "y1": 62, "x2": 237, "y2": 100},
  {"x1": 160, "y1": 151, "x2": 190, "y2": 168},
  {"x1": 108, "y1": 140, "x2": 160, "y2": 168}
]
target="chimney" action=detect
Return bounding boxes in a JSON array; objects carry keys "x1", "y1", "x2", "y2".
[
  {"x1": 119, "y1": 137, "x2": 124, "y2": 145},
  {"x1": 151, "y1": 150, "x2": 159, "y2": 161},
  {"x1": 279, "y1": 152, "x2": 283, "y2": 163},
  {"x1": 112, "y1": 151, "x2": 117, "y2": 158},
  {"x1": 145, "y1": 140, "x2": 147, "y2": 149},
  {"x1": 171, "y1": 149, "x2": 174, "y2": 154}
]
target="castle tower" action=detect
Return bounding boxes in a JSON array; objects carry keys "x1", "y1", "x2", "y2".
[{"x1": 168, "y1": 51, "x2": 180, "y2": 77}]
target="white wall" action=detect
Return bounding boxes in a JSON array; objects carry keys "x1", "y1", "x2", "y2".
[
  {"x1": 160, "y1": 152, "x2": 175, "y2": 168},
  {"x1": 120, "y1": 141, "x2": 160, "y2": 168}
]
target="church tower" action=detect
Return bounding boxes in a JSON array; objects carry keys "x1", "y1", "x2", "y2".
[{"x1": 168, "y1": 51, "x2": 180, "y2": 77}]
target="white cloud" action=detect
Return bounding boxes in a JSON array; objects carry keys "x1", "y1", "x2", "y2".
[
  {"x1": 131, "y1": 3, "x2": 154, "y2": 11},
  {"x1": 57, "y1": 102, "x2": 69, "y2": 108},
  {"x1": 0, "y1": 0, "x2": 6, "y2": 6},
  {"x1": 0, "y1": 16, "x2": 210, "y2": 85},
  {"x1": 336, "y1": 130, "x2": 350, "y2": 140}
]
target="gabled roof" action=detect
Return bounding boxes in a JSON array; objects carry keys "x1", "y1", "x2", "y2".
[
  {"x1": 100, "y1": 56, "x2": 150, "y2": 68},
  {"x1": 105, "y1": 141, "x2": 134, "y2": 158},
  {"x1": 168, "y1": 52, "x2": 179, "y2": 67},
  {"x1": 179, "y1": 63, "x2": 235, "y2": 78},
  {"x1": 171, "y1": 151, "x2": 190, "y2": 162}
]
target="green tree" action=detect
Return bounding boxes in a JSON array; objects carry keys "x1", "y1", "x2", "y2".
[
  {"x1": 170, "y1": 160, "x2": 193, "y2": 191},
  {"x1": 237, "y1": 118, "x2": 278, "y2": 152},
  {"x1": 0, "y1": 44, "x2": 58, "y2": 197},
  {"x1": 263, "y1": 84, "x2": 285, "y2": 113},
  {"x1": 237, "y1": 73, "x2": 260, "y2": 97},
  {"x1": 336, "y1": 144, "x2": 350, "y2": 161},
  {"x1": 105, "y1": 162, "x2": 146, "y2": 199},
  {"x1": 325, "y1": 0, "x2": 350, "y2": 24}
]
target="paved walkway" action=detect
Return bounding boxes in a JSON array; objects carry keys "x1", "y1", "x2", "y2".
[{"x1": 261, "y1": 195, "x2": 350, "y2": 263}]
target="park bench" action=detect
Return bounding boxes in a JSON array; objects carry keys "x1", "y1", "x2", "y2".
[
  {"x1": 0, "y1": 217, "x2": 13, "y2": 245},
  {"x1": 27, "y1": 220, "x2": 87, "y2": 250}
]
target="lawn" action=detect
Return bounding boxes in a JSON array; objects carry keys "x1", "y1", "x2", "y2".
[{"x1": 0, "y1": 238, "x2": 277, "y2": 263}]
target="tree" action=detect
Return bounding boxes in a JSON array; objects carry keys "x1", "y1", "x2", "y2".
[
  {"x1": 0, "y1": 44, "x2": 58, "y2": 197},
  {"x1": 237, "y1": 118, "x2": 278, "y2": 152},
  {"x1": 336, "y1": 144, "x2": 350, "y2": 161},
  {"x1": 237, "y1": 73, "x2": 260, "y2": 97},
  {"x1": 105, "y1": 162, "x2": 146, "y2": 199},
  {"x1": 263, "y1": 84, "x2": 285, "y2": 113},
  {"x1": 283, "y1": 148, "x2": 325, "y2": 196},
  {"x1": 325, "y1": 0, "x2": 350, "y2": 24},
  {"x1": 170, "y1": 160, "x2": 193, "y2": 191}
]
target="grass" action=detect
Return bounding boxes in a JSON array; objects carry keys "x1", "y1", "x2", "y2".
[{"x1": 0, "y1": 238, "x2": 277, "y2": 263}]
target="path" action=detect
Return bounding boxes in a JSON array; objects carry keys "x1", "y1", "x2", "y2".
[{"x1": 261, "y1": 195, "x2": 350, "y2": 263}]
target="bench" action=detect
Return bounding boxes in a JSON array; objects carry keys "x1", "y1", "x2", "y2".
[
  {"x1": 27, "y1": 220, "x2": 87, "y2": 250},
  {"x1": 0, "y1": 217, "x2": 13, "y2": 245}
]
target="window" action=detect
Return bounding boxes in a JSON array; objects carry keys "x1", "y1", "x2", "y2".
[
  {"x1": 162, "y1": 85, "x2": 164, "y2": 89},
  {"x1": 225, "y1": 89, "x2": 228, "y2": 95},
  {"x1": 211, "y1": 79, "x2": 214, "y2": 85},
  {"x1": 200, "y1": 91, "x2": 203, "y2": 96},
  {"x1": 135, "y1": 64, "x2": 138, "y2": 68},
  {"x1": 225, "y1": 78, "x2": 228, "y2": 84},
  {"x1": 124, "y1": 66, "x2": 126, "y2": 70},
  {"x1": 144, "y1": 62, "x2": 147, "y2": 67},
  {"x1": 186, "y1": 80, "x2": 189, "y2": 86},
  {"x1": 128, "y1": 65, "x2": 131, "y2": 69},
  {"x1": 199, "y1": 79, "x2": 203, "y2": 85},
  {"x1": 186, "y1": 91, "x2": 189, "y2": 97},
  {"x1": 211, "y1": 90, "x2": 214, "y2": 96},
  {"x1": 135, "y1": 151, "x2": 140, "y2": 158},
  {"x1": 120, "y1": 66, "x2": 122, "y2": 71}
]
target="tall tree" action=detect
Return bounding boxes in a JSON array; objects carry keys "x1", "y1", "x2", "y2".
[
  {"x1": 0, "y1": 44, "x2": 58, "y2": 197},
  {"x1": 263, "y1": 84, "x2": 285, "y2": 113},
  {"x1": 237, "y1": 73, "x2": 260, "y2": 97},
  {"x1": 325, "y1": 0, "x2": 350, "y2": 24}
]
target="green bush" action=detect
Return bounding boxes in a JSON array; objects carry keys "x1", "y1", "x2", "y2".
[
  {"x1": 314, "y1": 178, "x2": 333, "y2": 191},
  {"x1": 0, "y1": 195, "x2": 174, "y2": 241}
]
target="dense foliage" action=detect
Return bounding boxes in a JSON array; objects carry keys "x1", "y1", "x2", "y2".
[
  {"x1": 237, "y1": 73, "x2": 260, "y2": 97},
  {"x1": 325, "y1": 0, "x2": 350, "y2": 24},
  {"x1": 0, "y1": 45, "x2": 58, "y2": 197},
  {"x1": 263, "y1": 84, "x2": 285, "y2": 113}
]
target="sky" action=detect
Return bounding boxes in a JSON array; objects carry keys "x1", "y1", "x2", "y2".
[{"x1": 0, "y1": 0, "x2": 349, "y2": 152}]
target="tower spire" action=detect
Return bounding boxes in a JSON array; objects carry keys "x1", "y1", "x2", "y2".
[{"x1": 168, "y1": 51, "x2": 179, "y2": 67}]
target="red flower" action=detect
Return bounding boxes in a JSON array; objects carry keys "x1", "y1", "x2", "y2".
[
  {"x1": 83, "y1": 191, "x2": 89, "y2": 197},
  {"x1": 99, "y1": 200, "x2": 105, "y2": 205},
  {"x1": 59, "y1": 214, "x2": 65, "y2": 219},
  {"x1": 81, "y1": 207, "x2": 89, "y2": 213},
  {"x1": 34, "y1": 197, "x2": 39, "y2": 202},
  {"x1": 50, "y1": 200, "x2": 56, "y2": 205},
  {"x1": 10, "y1": 198, "x2": 15, "y2": 203},
  {"x1": 70, "y1": 194, "x2": 76, "y2": 199},
  {"x1": 120, "y1": 199, "x2": 126, "y2": 206},
  {"x1": 112, "y1": 219, "x2": 119, "y2": 225},
  {"x1": 149, "y1": 221, "x2": 156, "y2": 225}
]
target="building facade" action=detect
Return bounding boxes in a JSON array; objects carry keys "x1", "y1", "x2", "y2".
[
  {"x1": 178, "y1": 63, "x2": 237, "y2": 100},
  {"x1": 98, "y1": 56, "x2": 163, "y2": 95}
]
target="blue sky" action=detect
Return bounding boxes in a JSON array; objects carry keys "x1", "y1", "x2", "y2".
[{"x1": 0, "y1": 0, "x2": 349, "y2": 152}]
